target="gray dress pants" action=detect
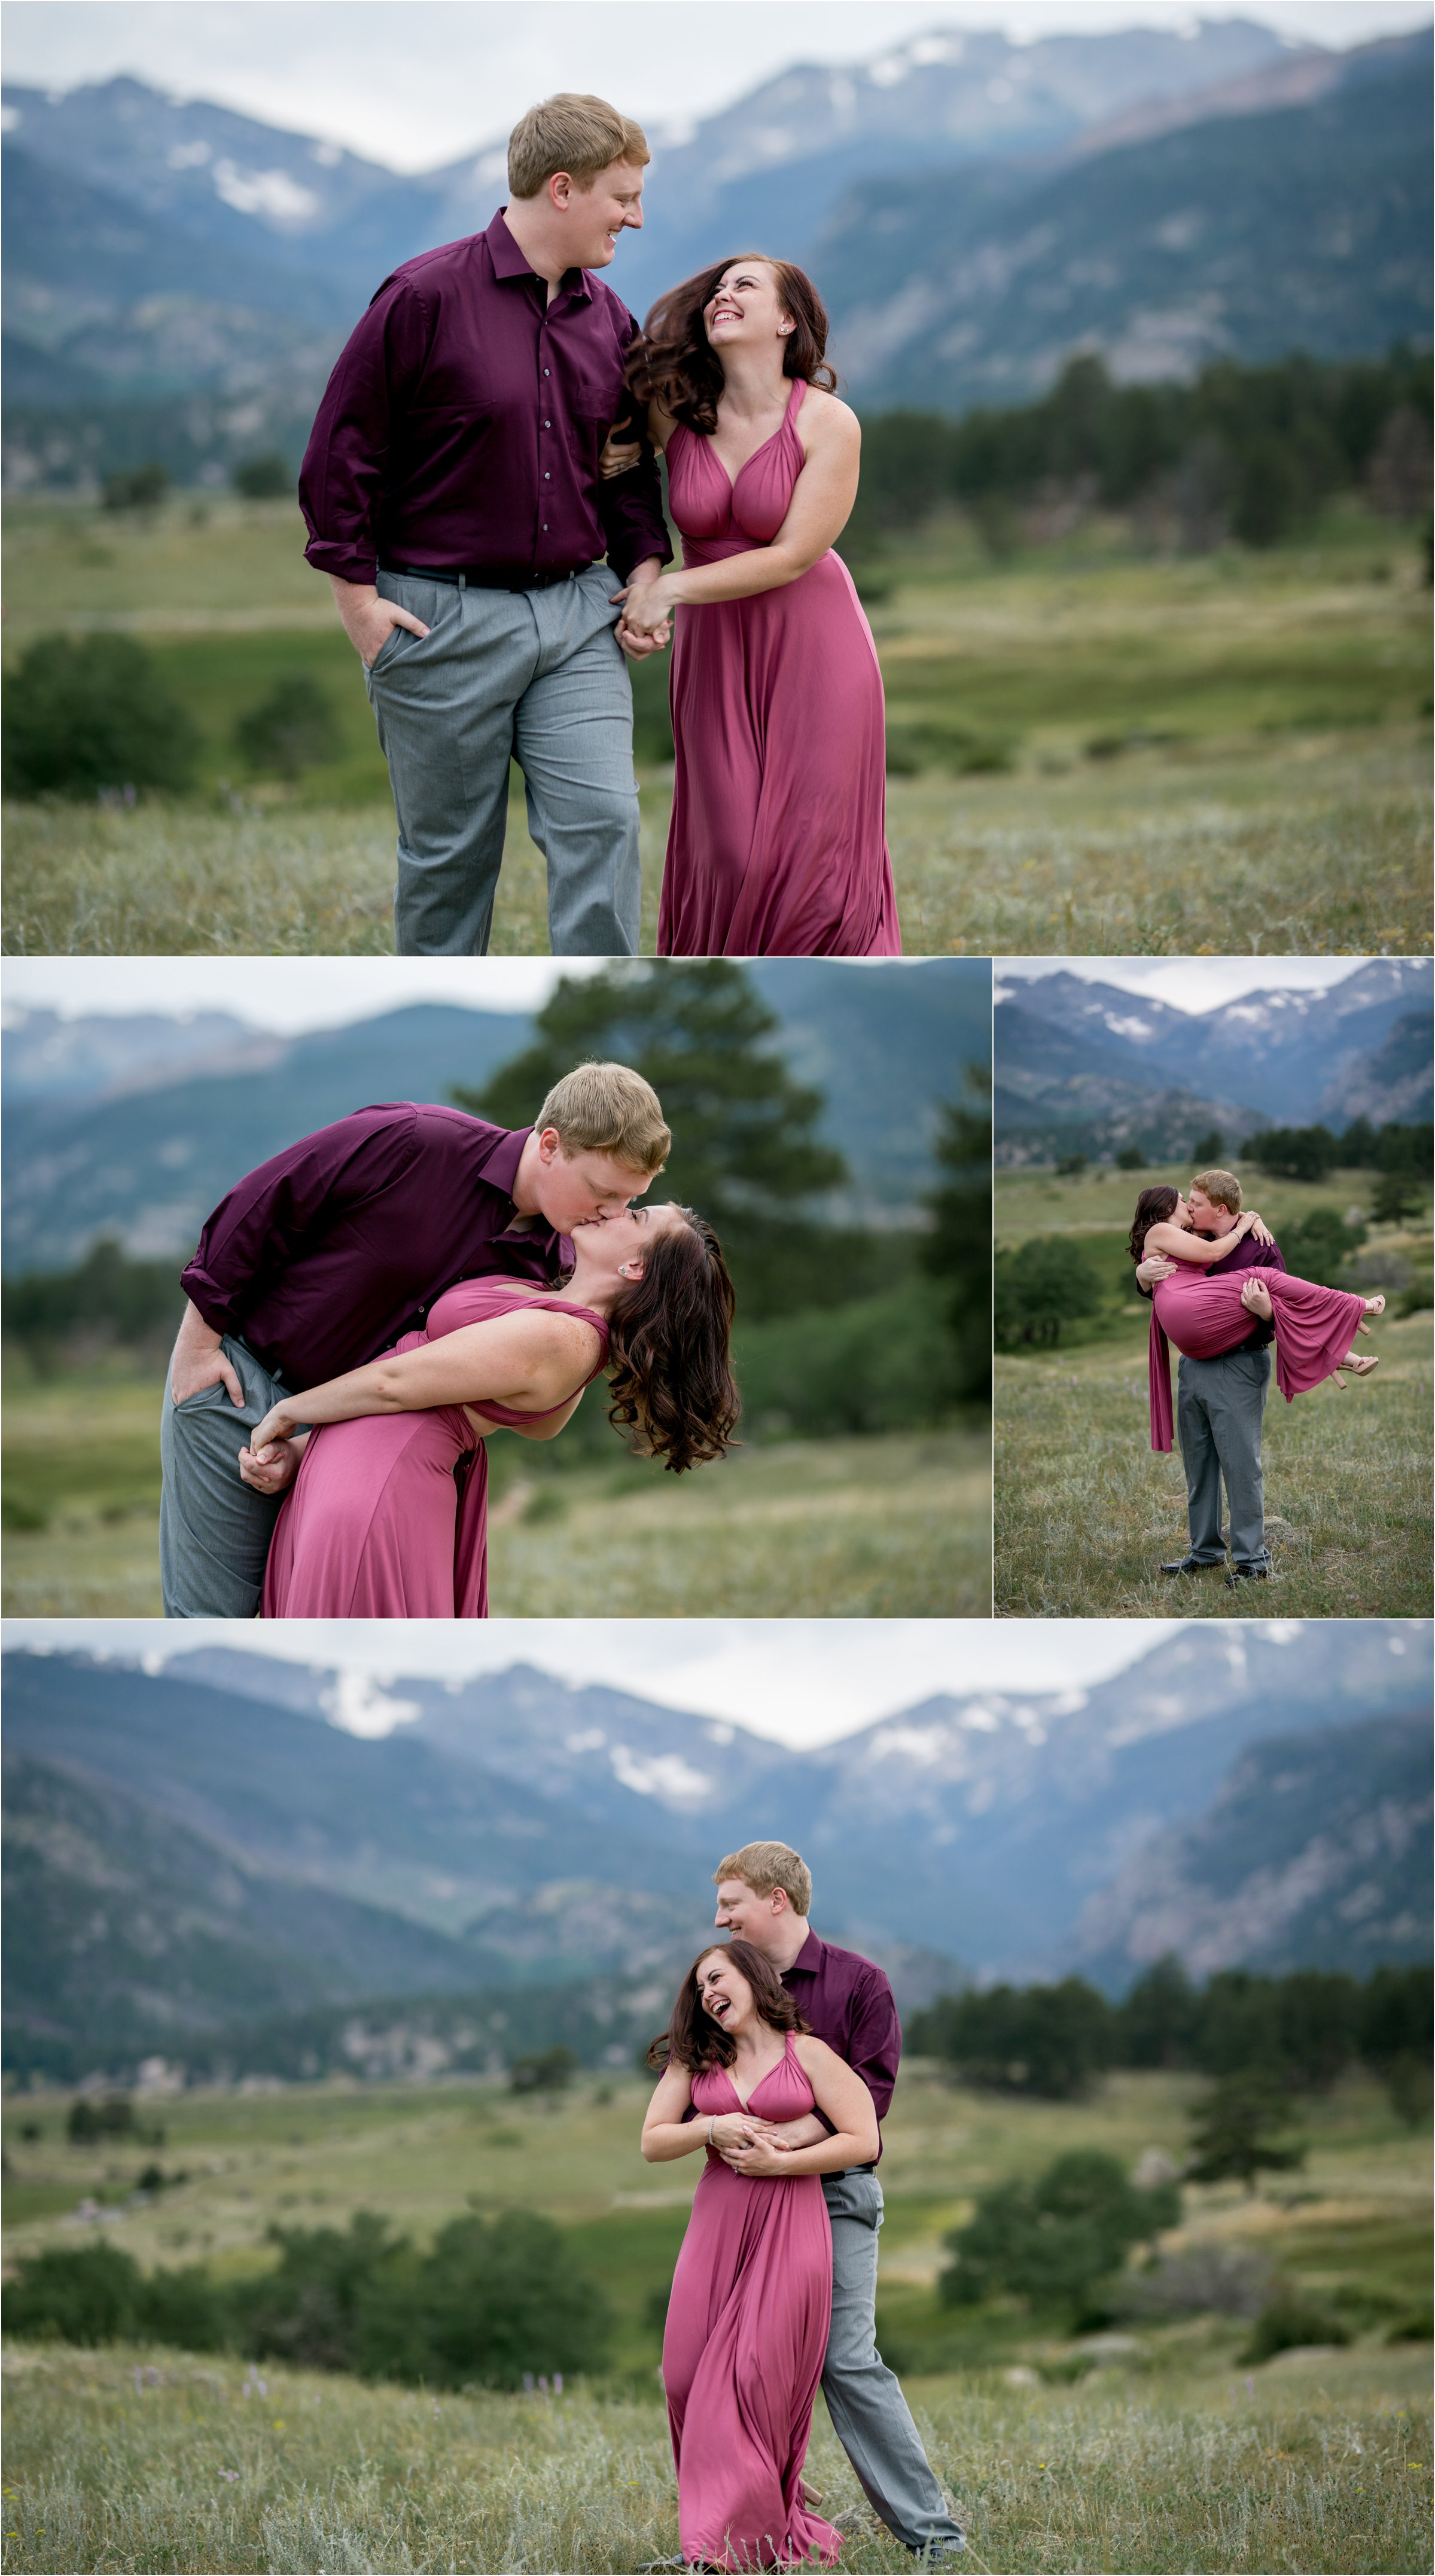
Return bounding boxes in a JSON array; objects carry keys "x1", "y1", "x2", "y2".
[
  {"x1": 1176, "y1": 1345, "x2": 1272, "y2": 1571},
  {"x1": 366, "y1": 563, "x2": 641, "y2": 956},
  {"x1": 821, "y1": 2171, "x2": 965, "y2": 2554},
  {"x1": 159, "y1": 1336, "x2": 294, "y2": 1618}
]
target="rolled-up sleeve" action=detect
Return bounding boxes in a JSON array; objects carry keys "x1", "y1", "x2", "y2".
[
  {"x1": 299, "y1": 279, "x2": 431, "y2": 585},
  {"x1": 180, "y1": 1109, "x2": 421, "y2": 1335}
]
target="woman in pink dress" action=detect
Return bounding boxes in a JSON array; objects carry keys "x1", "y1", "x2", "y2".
[
  {"x1": 610, "y1": 255, "x2": 900, "y2": 958},
  {"x1": 1129, "y1": 1185, "x2": 1385, "y2": 1452},
  {"x1": 641, "y1": 1939, "x2": 880, "y2": 2573},
  {"x1": 240, "y1": 1202, "x2": 738, "y2": 1618}
]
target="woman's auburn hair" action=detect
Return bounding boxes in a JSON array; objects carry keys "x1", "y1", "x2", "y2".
[
  {"x1": 647, "y1": 1937, "x2": 809, "y2": 2074},
  {"x1": 1128, "y1": 1184, "x2": 1180, "y2": 1266},
  {"x1": 626, "y1": 253, "x2": 837, "y2": 435},
  {"x1": 605, "y1": 1208, "x2": 739, "y2": 1474}
]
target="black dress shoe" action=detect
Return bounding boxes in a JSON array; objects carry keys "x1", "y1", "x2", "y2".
[
  {"x1": 1226, "y1": 1563, "x2": 1270, "y2": 1586},
  {"x1": 1159, "y1": 1556, "x2": 1217, "y2": 1575}
]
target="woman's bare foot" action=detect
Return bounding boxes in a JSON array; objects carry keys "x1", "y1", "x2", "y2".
[{"x1": 1364, "y1": 1294, "x2": 1387, "y2": 1315}]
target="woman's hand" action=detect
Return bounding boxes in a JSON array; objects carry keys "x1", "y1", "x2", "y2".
[
  {"x1": 251, "y1": 1399, "x2": 303, "y2": 1451},
  {"x1": 721, "y1": 2135, "x2": 796, "y2": 2178},
  {"x1": 1245, "y1": 1212, "x2": 1273, "y2": 1244},
  {"x1": 707, "y1": 2111, "x2": 780, "y2": 2156},
  {"x1": 598, "y1": 416, "x2": 643, "y2": 480},
  {"x1": 237, "y1": 1434, "x2": 304, "y2": 1495},
  {"x1": 611, "y1": 572, "x2": 678, "y2": 644}
]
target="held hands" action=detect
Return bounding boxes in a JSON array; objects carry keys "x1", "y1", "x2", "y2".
[
  {"x1": 1240, "y1": 1275, "x2": 1274, "y2": 1321},
  {"x1": 236, "y1": 1435, "x2": 303, "y2": 1496},
  {"x1": 611, "y1": 562, "x2": 674, "y2": 659},
  {"x1": 249, "y1": 1400, "x2": 301, "y2": 1454}
]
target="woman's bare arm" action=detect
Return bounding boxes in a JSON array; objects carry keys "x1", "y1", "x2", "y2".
[
  {"x1": 721, "y1": 2039, "x2": 879, "y2": 2178},
  {"x1": 641, "y1": 2062, "x2": 705, "y2": 2161},
  {"x1": 616, "y1": 397, "x2": 860, "y2": 627},
  {"x1": 248, "y1": 1309, "x2": 601, "y2": 1451},
  {"x1": 1145, "y1": 1214, "x2": 1256, "y2": 1267}
]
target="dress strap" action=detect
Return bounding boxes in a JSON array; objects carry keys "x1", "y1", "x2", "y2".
[{"x1": 787, "y1": 377, "x2": 807, "y2": 424}]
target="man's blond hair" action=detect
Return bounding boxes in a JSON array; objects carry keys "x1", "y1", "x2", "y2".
[
  {"x1": 508, "y1": 94, "x2": 650, "y2": 200},
  {"x1": 1191, "y1": 1168, "x2": 1242, "y2": 1215},
  {"x1": 537, "y1": 1061, "x2": 669, "y2": 1177},
  {"x1": 714, "y1": 1842, "x2": 812, "y2": 1918}
]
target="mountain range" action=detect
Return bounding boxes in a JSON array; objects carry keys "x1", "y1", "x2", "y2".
[
  {"x1": 994, "y1": 959, "x2": 1432, "y2": 1166},
  {"x1": 3, "y1": 1621, "x2": 1427, "y2": 2081},
  {"x1": 1, "y1": 960, "x2": 988, "y2": 1273},
  {"x1": 4, "y1": 19, "x2": 1429, "y2": 482}
]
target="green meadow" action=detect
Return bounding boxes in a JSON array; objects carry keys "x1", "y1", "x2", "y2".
[
  {"x1": 993, "y1": 1162, "x2": 1433, "y2": 1617},
  {"x1": 0, "y1": 1360, "x2": 991, "y2": 1618},
  {"x1": 2, "y1": 493, "x2": 1428, "y2": 956},
  {"x1": 2, "y1": 2069, "x2": 1430, "y2": 2572}
]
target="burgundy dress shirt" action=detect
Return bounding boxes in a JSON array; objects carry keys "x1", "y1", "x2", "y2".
[
  {"x1": 179, "y1": 1106, "x2": 569, "y2": 1391},
  {"x1": 299, "y1": 210, "x2": 669, "y2": 587},
  {"x1": 781, "y1": 1929, "x2": 901, "y2": 2162}
]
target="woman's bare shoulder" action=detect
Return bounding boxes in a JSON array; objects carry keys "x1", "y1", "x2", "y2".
[
  {"x1": 799, "y1": 386, "x2": 860, "y2": 446},
  {"x1": 792, "y1": 2030, "x2": 840, "y2": 2071}
]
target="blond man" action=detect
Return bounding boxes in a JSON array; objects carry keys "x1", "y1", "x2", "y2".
[
  {"x1": 708, "y1": 1842, "x2": 965, "y2": 2563},
  {"x1": 300, "y1": 95, "x2": 671, "y2": 955},
  {"x1": 160, "y1": 1065, "x2": 669, "y2": 1614},
  {"x1": 1136, "y1": 1167, "x2": 1286, "y2": 1583}
]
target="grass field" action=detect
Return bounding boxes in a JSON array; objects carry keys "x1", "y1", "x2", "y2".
[
  {"x1": 0, "y1": 1364, "x2": 991, "y2": 1617},
  {"x1": 993, "y1": 1163, "x2": 1432, "y2": 1616},
  {"x1": 2, "y1": 2071, "x2": 1430, "y2": 2572},
  {"x1": 3, "y1": 493, "x2": 1428, "y2": 957}
]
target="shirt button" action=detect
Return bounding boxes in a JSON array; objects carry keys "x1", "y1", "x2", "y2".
[
  {"x1": 543, "y1": 367, "x2": 550, "y2": 376},
  {"x1": 543, "y1": 420, "x2": 551, "y2": 428},
  {"x1": 544, "y1": 471, "x2": 550, "y2": 480}
]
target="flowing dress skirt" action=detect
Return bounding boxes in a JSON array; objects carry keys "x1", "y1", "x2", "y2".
[{"x1": 1148, "y1": 1269, "x2": 1369, "y2": 1450}]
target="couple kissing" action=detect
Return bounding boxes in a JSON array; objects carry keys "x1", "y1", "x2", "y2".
[
  {"x1": 160, "y1": 1062, "x2": 736, "y2": 1620},
  {"x1": 642, "y1": 1842, "x2": 964, "y2": 2571},
  {"x1": 1130, "y1": 1167, "x2": 1384, "y2": 1585}
]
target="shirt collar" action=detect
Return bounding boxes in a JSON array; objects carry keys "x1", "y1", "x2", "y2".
[
  {"x1": 784, "y1": 1930, "x2": 827, "y2": 1979},
  {"x1": 488, "y1": 208, "x2": 593, "y2": 303},
  {"x1": 476, "y1": 1121, "x2": 529, "y2": 1203}
]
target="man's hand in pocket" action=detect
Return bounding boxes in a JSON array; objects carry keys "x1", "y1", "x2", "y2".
[{"x1": 170, "y1": 1302, "x2": 245, "y2": 1407}]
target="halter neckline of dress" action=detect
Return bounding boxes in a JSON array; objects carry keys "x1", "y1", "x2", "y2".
[{"x1": 704, "y1": 378, "x2": 805, "y2": 496}]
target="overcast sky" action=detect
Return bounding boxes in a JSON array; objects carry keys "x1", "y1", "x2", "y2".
[
  {"x1": 5, "y1": 2, "x2": 1429, "y2": 169},
  {"x1": 994, "y1": 956, "x2": 1422, "y2": 1011},
  {"x1": 1, "y1": 1615, "x2": 1194, "y2": 1744},
  {"x1": 1, "y1": 957, "x2": 593, "y2": 1031}
]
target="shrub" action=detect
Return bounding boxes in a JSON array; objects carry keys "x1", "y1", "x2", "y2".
[
  {"x1": 509, "y1": 2046, "x2": 578, "y2": 2097},
  {"x1": 102, "y1": 462, "x2": 169, "y2": 511},
  {"x1": 3, "y1": 635, "x2": 200, "y2": 798},
  {"x1": 1114, "y1": 1145, "x2": 1146, "y2": 1170},
  {"x1": 940, "y1": 2149, "x2": 1180, "y2": 2321},
  {"x1": 1371, "y1": 1169, "x2": 1428, "y2": 1227},
  {"x1": 1240, "y1": 2295, "x2": 1351, "y2": 2365},
  {"x1": 232, "y1": 453, "x2": 293, "y2": 499},
  {"x1": 234, "y1": 675, "x2": 343, "y2": 780},
  {"x1": 994, "y1": 1238, "x2": 1104, "y2": 1348},
  {"x1": 67, "y1": 2094, "x2": 138, "y2": 2144},
  {"x1": 2, "y1": 2243, "x2": 145, "y2": 2344},
  {"x1": 1244, "y1": 1125, "x2": 1339, "y2": 1183},
  {"x1": 1281, "y1": 1209, "x2": 1367, "y2": 1287},
  {"x1": 1190, "y1": 1130, "x2": 1223, "y2": 1164},
  {"x1": 405, "y1": 2209, "x2": 612, "y2": 2390}
]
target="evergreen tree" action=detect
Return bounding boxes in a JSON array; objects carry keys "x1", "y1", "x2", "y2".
[
  {"x1": 459, "y1": 962, "x2": 848, "y2": 1319},
  {"x1": 1186, "y1": 2073, "x2": 1306, "y2": 2195},
  {"x1": 1116, "y1": 1956, "x2": 1199, "y2": 2068},
  {"x1": 922, "y1": 1069, "x2": 992, "y2": 1404}
]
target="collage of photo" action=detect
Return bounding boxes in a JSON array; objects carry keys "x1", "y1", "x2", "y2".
[{"x1": 1, "y1": 5, "x2": 1431, "y2": 2574}]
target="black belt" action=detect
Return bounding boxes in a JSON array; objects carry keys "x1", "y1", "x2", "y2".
[{"x1": 380, "y1": 561, "x2": 587, "y2": 593}]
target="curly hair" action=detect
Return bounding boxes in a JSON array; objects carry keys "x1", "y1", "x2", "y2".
[
  {"x1": 1127, "y1": 1184, "x2": 1180, "y2": 1266},
  {"x1": 626, "y1": 253, "x2": 837, "y2": 435},
  {"x1": 605, "y1": 1208, "x2": 739, "y2": 1474},
  {"x1": 646, "y1": 1938, "x2": 809, "y2": 2075}
]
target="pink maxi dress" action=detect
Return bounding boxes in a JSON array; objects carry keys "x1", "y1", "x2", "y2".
[
  {"x1": 659, "y1": 377, "x2": 901, "y2": 959},
  {"x1": 261, "y1": 1279, "x2": 608, "y2": 1618},
  {"x1": 663, "y1": 2033, "x2": 843, "y2": 2573},
  {"x1": 1148, "y1": 1266, "x2": 1368, "y2": 1451}
]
